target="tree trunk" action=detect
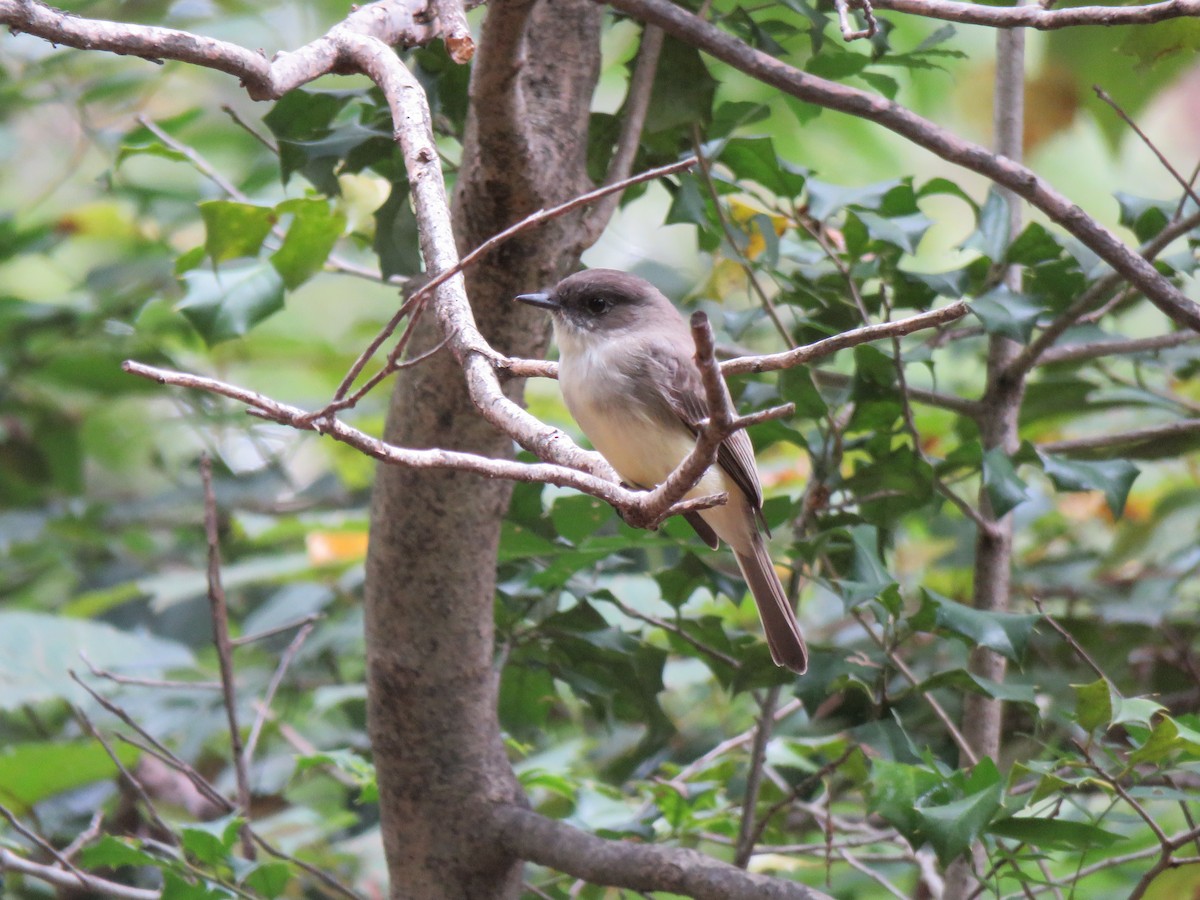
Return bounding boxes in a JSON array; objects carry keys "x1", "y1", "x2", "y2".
[{"x1": 364, "y1": 2, "x2": 603, "y2": 896}]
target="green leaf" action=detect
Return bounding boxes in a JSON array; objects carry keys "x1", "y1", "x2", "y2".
[
  {"x1": 162, "y1": 871, "x2": 234, "y2": 900},
  {"x1": 181, "y1": 814, "x2": 243, "y2": 866},
  {"x1": 779, "y1": 366, "x2": 828, "y2": 419},
  {"x1": 918, "y1": 669, "x2": 1038, "y2": 707},
  {"x1": 914, "y1": 778, "x2": 1004, "y2": 866},
  {"x1": 868, "y1": 759, "x2": 944, "y2": 841},
  {"x1": 855, "y1": 210, "x2": 932, "y2": 254},
  {"x1": 646, "y1": 37, "x2": 715, "y2": 132},
  {"x1": 982, "y1": 446, "x2": 1029, "y2": 517},
  {"x1": 970, "y1": 287, "x2": 1044, "y2": 343},
  {"x1": 719, "y1": 137, "x2": 806, "y2": 199},
  {"x1": 296, "y1": 748, "x2": 377, "y2": 802},
  {"x1": 373, "y1": 181, "x2": 423, "y2": 279},
  {"x1": 1039, "y1": 453, "x2": 1140, "y2": 517},
  {"x1": 550, "y1": 494, "x2": 610, "y2": 544},
  {"x1": 836, "y1": 525, "x2": 897, "y2": 606},
  {"x1": 80, "y1": 835, "x2": 157, "y2": 869},
  {"x1": 962, "y1": 187, "x2": 1012, "y2": 260},
  {"x1": 1073, "y1": 678, "x2": 1115, "y2": 731},
  {"x1": 241, "y1": 862, "x2": 292, "y2": 898},
  {"x1": 1129, "y1": 715, "x2": 1200, "y2": 765},
  {"x1": 199, "y1": 201, "x2": 276, "y2": 263},
  {"x1": 1006, "y1": 222, "x2": 1063, "y2": 266},
  {"x1": 0, "y1": 741, "x2": 140, "y2": 814},
  {"x1": 270, "y1": 198, "x2": 346, "y2": 289},
  {"x1": 913, "y1": 590, "x2": 1038, "y2": 662},
  {"x1": 178, "y1": 261, "x2": 286, "y2": 345},
  {"x1": 988, "y1": 816, "x2": 1123, "y2": 851},
  {"x1": 1114, "y1": 192, "x2": 1175, "y2": 243},
  {"x1": 0, "y1": 612, "x2": 193, "y2": 711},
  {"x1": 806, "y1": 178, "x2": 901, "y2": 220}
]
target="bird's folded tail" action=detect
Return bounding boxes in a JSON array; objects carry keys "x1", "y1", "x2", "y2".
[{"x1": 734, "y1": 538, "x2": 808, "y2": 674}]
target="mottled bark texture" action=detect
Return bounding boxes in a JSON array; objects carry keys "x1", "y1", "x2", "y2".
[{"x1": 363, "y1": 2, "x2": 603, "y2": 897}]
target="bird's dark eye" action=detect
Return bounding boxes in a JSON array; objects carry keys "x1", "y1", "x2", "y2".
[{"x1": 584, "y1": 295, "x2": 611, "y2": 315}]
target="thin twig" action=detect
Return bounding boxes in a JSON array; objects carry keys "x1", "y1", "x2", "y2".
[
  {"x1": 60, "y1": 811, "x2": 104, "y2": 861},
  {"x1": 243, "y1": 620, "x2": 316, "y2": 768},
  {"x1": 691, "y1": 128, "x2": 792, "y2": 344},
  {"x1": 231, "y1": 612, "x2": 324, "y2": 646},
  {"x1": 852, "y1": 608, "x2": 979, "y2": 765},
  {"x1": 733, "y1": 685, "x2": 781, "y2": 868},
  {"x1": 0, "y1": 803, "x2": 90, "y2": 889},
  {"x1": 580, "y1": 23, "x2": 665, "y2": 243},
  {"x1": 72, "y1": 705, "x2": 177, "y2": 842},
  {"x1": 1094, "y1": 87, "x2": 1200, "y2": 214},
  {"x1": 834, "y1": 0, "x2": 878, "y2": 40},
  {"x1": 318, "y1": 155, "x2": 699, "y2": 419},
  {"x1": 80, "y1": 650, "x2": 221, "y2": 690},
  {"x1": 200, "y1": 454, "x2": 255, "y2": 859},
  {"x1": 221, "y1": 104, "x2": 278, "y2": 153}
]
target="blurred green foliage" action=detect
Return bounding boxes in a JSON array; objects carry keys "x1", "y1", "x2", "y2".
[{"x1": 1, "y1": 1, "x2": 1199, "y2": 898}]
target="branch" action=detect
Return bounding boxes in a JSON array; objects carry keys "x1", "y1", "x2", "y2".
[
  {"x1": 600, "y1": 0, "x2": 1200, "y2": 333},
  {"x1": 1038, "y1": 331, "x2": 1199, "y2": 366},
  {"x1": 1005, "y1": 209, "x2": 1200, "y2": 380},
  {"x1": 489, "y1": 805, "x2": 835, "y2": 900},
  {"x1": 200, "y1": 454, "x2": 256, "y2": 860},
  {"x1": 722, "y1": 301, "x2": 971, "y2": 375},
  {"x1": 579, "y1": 23, "x2": 665, "y2": 244},
  {"x1": 504, "y1": 302, "x2": 977, "y2": 413},
  {"x1": 0, "y1": 848, "x2": 157, "y2": 900},
  {"x1": 870, "y1": 0, "x2": 1200, "y2": 29},
  {"x1": 0, "y1": 0, "x2": 447, "y2": 99},
  {"x1": 121, "y1": 360, "x2": 731, "y2": 524},
  {"x1": 1038, "y1": 418, "x2": 1200, "y2": 455},
  {"x1": 431, "y1": 0, "x2": 474, "y2": 62}
]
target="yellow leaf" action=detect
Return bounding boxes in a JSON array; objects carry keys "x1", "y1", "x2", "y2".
[{"x1": 306, "y1": 530, "x2": 369, "y2": 565}]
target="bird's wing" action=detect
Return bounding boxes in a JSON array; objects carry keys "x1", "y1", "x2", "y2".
[{"x1": 640, "y1": 344, "x2": 766, "y2": 522}]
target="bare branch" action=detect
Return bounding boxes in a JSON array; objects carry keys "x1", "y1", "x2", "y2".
[
  {"x1": 489, "y1": 804, "x2": 835, "y2": 900},
  {"x1": 0, "y1": 848, "x2": 157, "y2": 900},
  {"x1": 1094, "y1": 87, "x2": 1200, "y2": 214},
  {"x1": 870, "y1": 0, "x2": 1200, "y2": 29},
  {"x1": 0, "y1": 0, "x2": 448, "y2": 100},
  {"x1": 722, "y1": 301, "x2": 971, "y2": 375},
  {"x1": 243, "y1": 620, "x2": 316, "y2": 770},
  {"x1": 1038, "y1": 330, "x2": 1199, "y2": 365},
  {"x1": 834, "y1": 0, "x2": 878, "y2": 40},
  {"x1": 431, "y1": 0, "x2": 474, "y2": 62},
  {"x1": 733, "y1": 685, "x2": 782, "y2": 868},
  {"x1": 1038, "y1": 418, "x2": 1200, "y2": 455},
  {"x1": 319, "y1": 156, "x2": 697, "y2": 418},
  {"x1": 579, "y1": 24, "x2": 665, "y2": 243},
  {"x1": 601, "y1": 0, "x2": 1200, "y2": 332},
  {"x1": 200, "y1": 455, "x2": 255, "y2": 859},
  {"x1": 121, "y1": 360, "x2": 731, "y2": 523}
]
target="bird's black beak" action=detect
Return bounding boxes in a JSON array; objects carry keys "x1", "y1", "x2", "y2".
[{"x1": 515, "y1": 291, "x2": 559, "y2": 311}]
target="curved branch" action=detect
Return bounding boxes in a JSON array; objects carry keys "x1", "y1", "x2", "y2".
[
  {"x1": 489, "y1": 804, "x2": 835, "y2": 900},
  {"x1": 0, "y1": 0, "x2": 446, "y2": 100},
  {"x1": 600, "y1": 0, "x2": 1200, "y2": 333},
  {"x1": 871, "y1": 0, "x2": 1200, "y2": 29}
]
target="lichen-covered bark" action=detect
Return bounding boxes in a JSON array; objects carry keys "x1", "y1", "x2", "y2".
[{"x1": 363, "y1": 2, "x2": 603, "y2": 897}]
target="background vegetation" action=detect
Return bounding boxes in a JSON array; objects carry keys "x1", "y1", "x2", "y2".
[{"x1": 1, "y1": 0, "x2": 1199, "y2": 897}]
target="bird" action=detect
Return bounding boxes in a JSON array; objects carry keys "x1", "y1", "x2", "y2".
[{"x1": 516, "y1": 268, "x2": 807, "y2": 674}]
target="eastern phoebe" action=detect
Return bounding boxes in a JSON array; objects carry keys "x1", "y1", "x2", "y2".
[{"x1": 516, "y1": 269, "x2": 807, "y2": 673}]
